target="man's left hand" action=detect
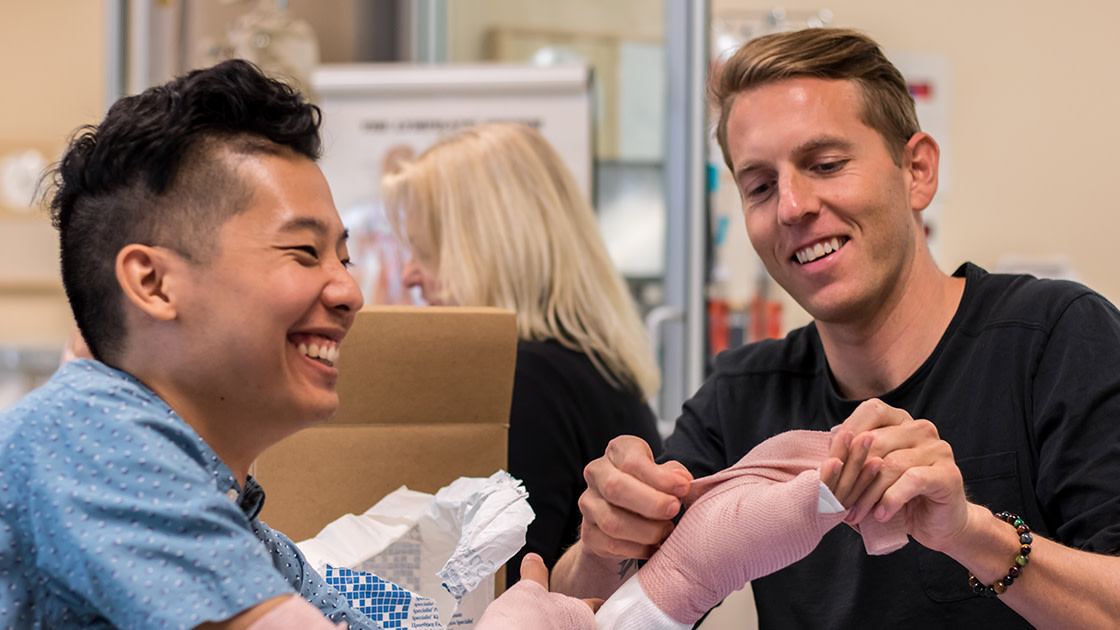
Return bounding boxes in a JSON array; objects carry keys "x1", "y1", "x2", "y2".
[{"x1": 821, "y1": 398, "x2": 971, "y2": 553}]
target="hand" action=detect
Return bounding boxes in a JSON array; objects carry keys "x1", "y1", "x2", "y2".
[
  {"x1": 821, "y1": 398, "x2": 971, "y2": 552},
  {"x1": 476, "y1": 554, "x2": 600, "y2": 629},
  {"x1": 518, "y1": 554, "x2": 603, "y2": 614},
  {"x1": 820, "y1": 399, "x2": 908, "y2": 508},
  {"x1": 578, "y1": 435, "x2": 693, "y2": 560}
]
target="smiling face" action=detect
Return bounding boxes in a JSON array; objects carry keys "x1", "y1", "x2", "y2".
[
  {"x1": 727, "y1": 77, "x2": 928, "y2": 326},
  {"x1": 171, "y1": 150, "x2": 364, "y2": 438}
]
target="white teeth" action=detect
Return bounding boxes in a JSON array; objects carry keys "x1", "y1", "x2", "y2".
[
  {"x1": 297, "y1": 339, "x2": 340, "y2": 366},
  {"x1": 796, "y1": 238, "x2": 844, "y2": 264}
]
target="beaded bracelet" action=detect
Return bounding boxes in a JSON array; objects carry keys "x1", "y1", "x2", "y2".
[{"x1": 968, "y1": 511, "x2": 1033, "y2": 598}]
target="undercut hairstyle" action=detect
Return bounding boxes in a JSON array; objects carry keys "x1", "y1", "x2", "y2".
[
  {"x1": 46, "y1": 59, "x2": 322, "y2": 364},
  {"x1": 712, "y1": 27, "x2": 920, "y2": 169},
  {"x1": 382, "y1": 123, "x2": 660, "y2": 399}
]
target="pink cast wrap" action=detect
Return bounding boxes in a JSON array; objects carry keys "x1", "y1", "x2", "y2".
[
  {"x1": 245, "y1": 596, "x2": 348, "y2": 630},
  {"x1": 637, "y1": 430, "x2": 909, "y2": 625},
  {"x1": 476, "y1": 579, "x2": 595, "y2": 630}
]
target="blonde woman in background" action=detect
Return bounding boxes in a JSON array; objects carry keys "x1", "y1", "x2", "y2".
[{"x1": 383, "y1": 123, "x2": 662, "y2": 587}]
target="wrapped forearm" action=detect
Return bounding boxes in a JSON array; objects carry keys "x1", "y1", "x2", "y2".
[
  {"x1": 596, "y1": 430, "x2": 909, "y2": 629},
  {"x1": 476, "y1": 579, "x2": 595, "y2": 630}
]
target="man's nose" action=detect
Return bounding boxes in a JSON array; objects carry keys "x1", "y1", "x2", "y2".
[
  {"x1": 326, "y1": 258, "x2": 364, "y2": 313},
  {"x1": 776, "y1": 171, "x2": 818, "y2": 225}
]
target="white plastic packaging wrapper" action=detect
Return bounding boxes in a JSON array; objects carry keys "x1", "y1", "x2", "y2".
[{"x1": 298, "y1": 471, "x2": 535, "y2": 630}]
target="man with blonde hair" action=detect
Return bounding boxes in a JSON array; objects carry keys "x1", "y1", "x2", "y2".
[{"x1": 552, "y1": 27, "x2": 1120, "y2": 628}]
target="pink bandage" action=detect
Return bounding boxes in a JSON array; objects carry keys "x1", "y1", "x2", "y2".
[
  {"x1": 637, "y1": 430, "x2": 909, "y2": 625},
  {"x1": 476, "y1": 579, "x2": 595, "y2": 630},
  {"x1": 245, "y1": 595, "x2": 348, "y2": 630}
]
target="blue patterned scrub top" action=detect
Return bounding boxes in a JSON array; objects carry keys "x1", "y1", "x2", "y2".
[{"x1": 0, "y1": 359, "x2": 378, "y2": 630}]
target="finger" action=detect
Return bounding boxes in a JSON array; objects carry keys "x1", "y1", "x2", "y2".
[
  {"x1": 659, "y1": 460, "x2": 694, "y2": 496},
  {"x1": 831, "y1": 432, "x2": 873, "y2": 503},
  {"x1": 585, "y1": 458, "x2": 683, "y2": 522},
  {"x1": 604, "y1": 436, "x2": 692, "y2": 498},
  {"x1": 825, "y1": 453, "x2": 880, "y2": 510},
  {"x1": 839, "y1": 398, "x2": 913, "y2": 436},
  {"x1": 841, "y1": 458, "x2": 883, "y2": 520},
  {"x1": 582, "y1": 598, "x2": 605, "y2": 613},
  {"x1": 578, "y1": 499, "x2": 676, "y2": 560},
  {"x1": 519, "y1": 553, "x2": 549, "y2": 588},
  {"x1": 820, "y1": 456, "x2": 843, "y2": 493},
  {"x1": 845, "y1": 457, "x2": 904, "y2": 525},
  {"x1": 863, "y1": 419, "x2": 941, "y2": 461},
  {"x1": 827, "y1": 427, "x2": 854, "y2": 467},
  {"x1": 844, "y1": 437, "x2": 945, "y2": 523},
  {"x1": 874, "y1": 451, "x2": 963, "y2": 523}
]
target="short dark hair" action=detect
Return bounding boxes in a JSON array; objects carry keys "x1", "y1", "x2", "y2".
[
  {"x1": 47, "y1": 59, "x2": 322, "y2": 363},
  {"x1": 711, "y1": 28, "x2": 920, "y2": 169}
]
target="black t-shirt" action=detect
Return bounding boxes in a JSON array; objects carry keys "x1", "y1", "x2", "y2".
[
  {"x1": 663, "y1": 263, "x2": 1120, "y2": 629},
  {"x1": 507, "y1": 339, "x2": 662, "y2": 587}
]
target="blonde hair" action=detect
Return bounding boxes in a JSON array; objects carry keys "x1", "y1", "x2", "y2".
[
  {"x1": 712, "y1": 28, "x2": 920, "y2": 169},
  {"x1": 383, "y1": 123, "x2": 660, "y2": 398}
]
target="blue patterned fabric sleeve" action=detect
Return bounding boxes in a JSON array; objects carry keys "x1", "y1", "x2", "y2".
[
  {"x1": 1, "y1": 361, "x2": 294, "y2": 629},
  {"x1": 252, "y1": 519, "x2": 381, "y2": 630}
]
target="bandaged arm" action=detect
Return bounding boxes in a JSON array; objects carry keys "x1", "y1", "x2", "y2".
[
  {"x1": 596, "y1": 430, "x2": 909, "y2": 630},
  {"x1": 476, "y1": 578, "x2": 595, "y2": 630}
]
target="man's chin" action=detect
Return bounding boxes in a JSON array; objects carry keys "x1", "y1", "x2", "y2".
[
  {"x1": 289, "y1": 395, "x2": 341, "y2": 429},
  {"x1": 313, "y1": 399, "x2": 341, "y2": 425}
]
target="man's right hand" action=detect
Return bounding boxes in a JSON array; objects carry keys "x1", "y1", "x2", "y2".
[{"x1": 577, "y1": 435, "x2": 693, "y2": 560}]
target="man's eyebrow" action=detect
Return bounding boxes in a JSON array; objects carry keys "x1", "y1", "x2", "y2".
[
  {"x1": 279, "y1": 218, "x2": 350, "y2": 246},
  {"x1": 733, "y1": 135, "x2": 856, "y2": 179},
  {"x1": 733, "y1": 159, "x2": 767, "y2": 180},
  {"x1": 794, "y1": 135, "x2": 854, "y2": 156},
  {"x1": 279, "y1": 216, "x2": 328, "y2": 235}
]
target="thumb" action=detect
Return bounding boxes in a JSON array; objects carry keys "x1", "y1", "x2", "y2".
[{"x1": 519, "y1": 553, "x2": 549, "y2": 589}]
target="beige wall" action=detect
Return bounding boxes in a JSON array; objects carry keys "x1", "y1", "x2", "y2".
[
  {"x1": 8, "y1": 1, "x2": 1120, "y2": 330},
  {"x1": 0, "y1": 0, "x2": 105, "y2": 347}
]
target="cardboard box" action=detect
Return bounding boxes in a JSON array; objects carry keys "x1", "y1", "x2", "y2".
[{"x1": 253, "y1": 305, "x2": 517, "y2": 543}]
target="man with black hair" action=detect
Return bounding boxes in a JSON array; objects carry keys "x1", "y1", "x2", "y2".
[
  {"x1": 0, "y1": 60, "x2": 597, "y2": 630},
  {"x1": 0, "y1": 58, "x2": 373, "y2": 630}
]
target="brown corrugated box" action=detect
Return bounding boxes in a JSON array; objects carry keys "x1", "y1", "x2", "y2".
[{"x1": 253, "y1": 305, "x2": 517, "y2": 544}]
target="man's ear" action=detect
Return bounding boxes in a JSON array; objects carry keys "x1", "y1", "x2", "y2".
[
  {"x1": 904, "y1": 132, "x2": 940, "y2": 212},
  {"x1": 115, "y1": 244, "x2": 182, "y2": 322}
]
